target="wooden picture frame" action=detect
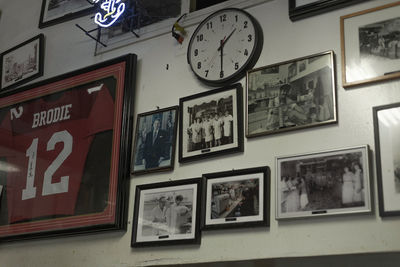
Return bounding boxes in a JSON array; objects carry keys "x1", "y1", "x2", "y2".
[
  {"x1": 131, "y1": 106, "x2": 179, "y2": 175},
  {"x1": 0, "y1": 54, "x2": 136, "y2": 242},
  {"x1": 39, "y1": 0, "x2": 95, "y2": 28},
  {"x1": 1, "y1": 34, "x2": 44, "y2": 93},
  {"x1": 340, "y1": 1, "x2": 400, "y2": 87},
  {"x1": 289, "y1": 0, "x2": 370, "y2": 21},
  {"x1": 373, "y1": 102, "x2": 400, "y2": 217},
  {"x1": 246, "y1": 51, "x2": 337, "y2": 138},
  {"x1": 276, "y1": 145, "x2": 372, "y2": 220},
  {"x1": 131, "y1": 178, "x2": 202, "y2": 247},
  {"x1": 179, "y1": 83, "x2": 244, "y2": 163},
  {"x1": 202, "y1": 166, "x2": 270, "y2": 230}
]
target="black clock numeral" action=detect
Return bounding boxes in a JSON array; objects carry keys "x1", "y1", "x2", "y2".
[
  {"x1": 220, "y1": 71, "x2": 224, "y2": 78},
  {"x1": 197, "y1": 62, "x2": 201, "y2": 69},
  {"x1": 194, "y1": 49, "x2": 198, "y2": 56},
  {"x1": 220, "y1": 14, "x2": 227, "y2": 22},
  {"x1": 244, "y1": 21, "x2": 248, "y2": 29},
  {"x1": 235, "y1": 62, "x2": 239, "y2": 70},
  {"x1": 206, "y1": 22, "x2": 213, "y2": 30},
  {"x1": 196, "y1": 34, "x2": 204, "y2": 42},
  {"x1": 205, "y1": 70, "x2": 209, "y2": 77},
  {"x1": 248, "y1": 34, "x2": 252, "y2": 42},
  {"x1": 235, "y1": 15, "x2": 238, "y2": 22},
  {"x1": 244, "y1": 49, "x2": 249, "y2": 56}
]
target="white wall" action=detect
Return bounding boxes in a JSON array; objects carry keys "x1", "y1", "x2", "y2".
[{"x1": 1, "y1": 0, "x2": 400, "y2": 266}]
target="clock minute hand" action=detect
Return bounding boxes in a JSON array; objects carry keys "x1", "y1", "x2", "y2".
[{"x1": 218, "y1": 28, "x2": 236, "y2": 51}]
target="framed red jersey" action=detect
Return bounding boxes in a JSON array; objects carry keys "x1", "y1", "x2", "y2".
[{"x1": 0, "y1": 54, "x2": 136, "y2": 242}]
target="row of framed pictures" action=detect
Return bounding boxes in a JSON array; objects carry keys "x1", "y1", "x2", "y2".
[
  {"x1": 131, "y1": 145, "x2": 374, "y2": 247},
  {"x1": 131, "y1": 82, "x2": 244, "y2": 174},
  {"x1": 131, "y1": 50, "x2": 337, "y2": 175},
  {"x1": 131, "y1": 128, "x2": 400, "y2": 247},
  {"x1": 131, "y1": 47, "x2": 400, "y2": 221},
  {"x1": 132, "y1": 166, "x2": 269, "y2": 247}
]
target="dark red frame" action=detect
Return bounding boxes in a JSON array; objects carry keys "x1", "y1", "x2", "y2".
[{"x1": 0, "y1": 54, "x2": 136, "y2": 242}]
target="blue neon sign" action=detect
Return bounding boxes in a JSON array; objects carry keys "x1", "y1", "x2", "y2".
[{"x1": 93, "y1": 0, "x2": 126, "y2": 28}]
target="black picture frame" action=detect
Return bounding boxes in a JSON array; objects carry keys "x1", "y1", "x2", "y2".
[
  {"x1": 373, "y1": 102, "x2": 400, "y2": 217},
  {"x1": 276, "y1": 145, "x2": 372, "y2": 220},
  {"x1": 131, "y1": 178, "x2": 202, "y2": 247},
  {"x1": 0, "y1": 54, "x2": 136, "y2": 242},
  {"x1": 246, "y1": 51, "x2": 337, "y2": 138},
  {"x1": 39, "y1": 0, "x2": 95, "y2": 28},
  {"x1": 131, "y1": 106, "x2": 179, "y2": 175},
  {"x1": 179, "y1": 83, "x2": 244, "y2": 163},
  {"x1": 289, "y1": 0, "x2": 370, "y2": 21},
  {"x1": 202, "y1": 166, "x2": 270, "y2": 230},
  {"x1": 0, "y1": 34, "x2": 44, "y2": 93}
]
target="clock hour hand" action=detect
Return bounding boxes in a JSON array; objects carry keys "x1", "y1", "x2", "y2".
[{"x1": 220, "y1": 39, "x2": 224, "y2": 75}]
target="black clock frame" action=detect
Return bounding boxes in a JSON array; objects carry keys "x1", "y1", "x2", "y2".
[{"x1": 187, "y1": 8, "x2": 263, "y2": 87}]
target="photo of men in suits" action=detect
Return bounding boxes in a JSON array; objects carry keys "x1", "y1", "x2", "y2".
[{"x1": 132, "y1": 107, "x2": 178, "y2": 174}]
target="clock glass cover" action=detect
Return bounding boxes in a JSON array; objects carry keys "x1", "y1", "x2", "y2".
[{"x1": 187, "y1": 8, "x2": 263, "y2": 86}]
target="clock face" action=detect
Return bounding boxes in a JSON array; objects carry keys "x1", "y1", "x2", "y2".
[{"x1": 187, "y1": 8, "x2": 263, "y2": 86}]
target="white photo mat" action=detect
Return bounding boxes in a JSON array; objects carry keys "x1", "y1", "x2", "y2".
[
  {"x1": 341, "y1": 2, "x2": 400, "y2": 86},
  {"x1": 181, "y1": 88, "x2": 239, "y2": 159},
  {"x1": 136, "y1": 183, "x2": 198, "y2": 243},
  {"x1": 1, "y1": 38, "x2": 41, "y2": 89},
  {"x1": 246, "y1": 51, "x2": 337, "y2": 137},
  {"x1": 276, "y1": 146, "x2": 371, "y2": 219},
  {"x1": 376, "y1": 107, "x2": 400, "y2": 213},
  {"x1": 205, "y1": 172, "x2": 264, "y2": 225}
]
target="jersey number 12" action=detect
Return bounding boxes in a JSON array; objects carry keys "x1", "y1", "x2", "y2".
[{"x1": 22, "y1": 130, "x2": 73, "y2": 200}]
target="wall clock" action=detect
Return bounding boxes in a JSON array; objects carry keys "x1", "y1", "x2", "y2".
[{"x1": 187, "y1": 8, "x2": 263, "y2": 86}]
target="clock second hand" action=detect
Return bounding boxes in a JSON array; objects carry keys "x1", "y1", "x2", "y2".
[{"x1": 207, "y1": 37, "x2": 225, "y2": 69}]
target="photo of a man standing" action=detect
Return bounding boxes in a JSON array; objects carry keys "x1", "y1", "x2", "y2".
[
  {"x1": 132, "y1": 107, "x2": 178, "y2": 175},
  {"x1": 143, "y1": 118, "x2": 168, "y2": 169}
]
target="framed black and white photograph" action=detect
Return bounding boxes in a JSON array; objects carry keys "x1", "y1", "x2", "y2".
[
  {"x1": 131, "y1": 178, "x2": 201, "y2": 247},
  {"x1": 341, "y1": 1, "x2": 400, "y2": 87},
  {"x1": 39, "y1": 0, "x2": 95, "y2": 28},
  {"x1": 373, "y1": 102, "x2": 400, "y2": 217},
  {"x1": 246, "y1": 51, "x2": 337, "y2": 138},
  {"x1": 179, "y1": 83, "x2": 244, "y2": 163},
  {"x1": 276, "y1": 145, "x2": 371, "y2": 220},
  {"x1": 132, "y1": 106, "x2": 178, "y2": 175},
  {"x1": 1, "y1": 34, "x2": 44, "y2": 93},
  {"x1": 289, "y1": 0, "x2": 370, "y2": 21},
  {"x1": 202, "y1": 166, "x2": 270, "y2": 230}
]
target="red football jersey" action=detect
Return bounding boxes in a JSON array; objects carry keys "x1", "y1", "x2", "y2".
[{"x1": 0, "y1": 84, "x2": 114, "y2": 223}]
